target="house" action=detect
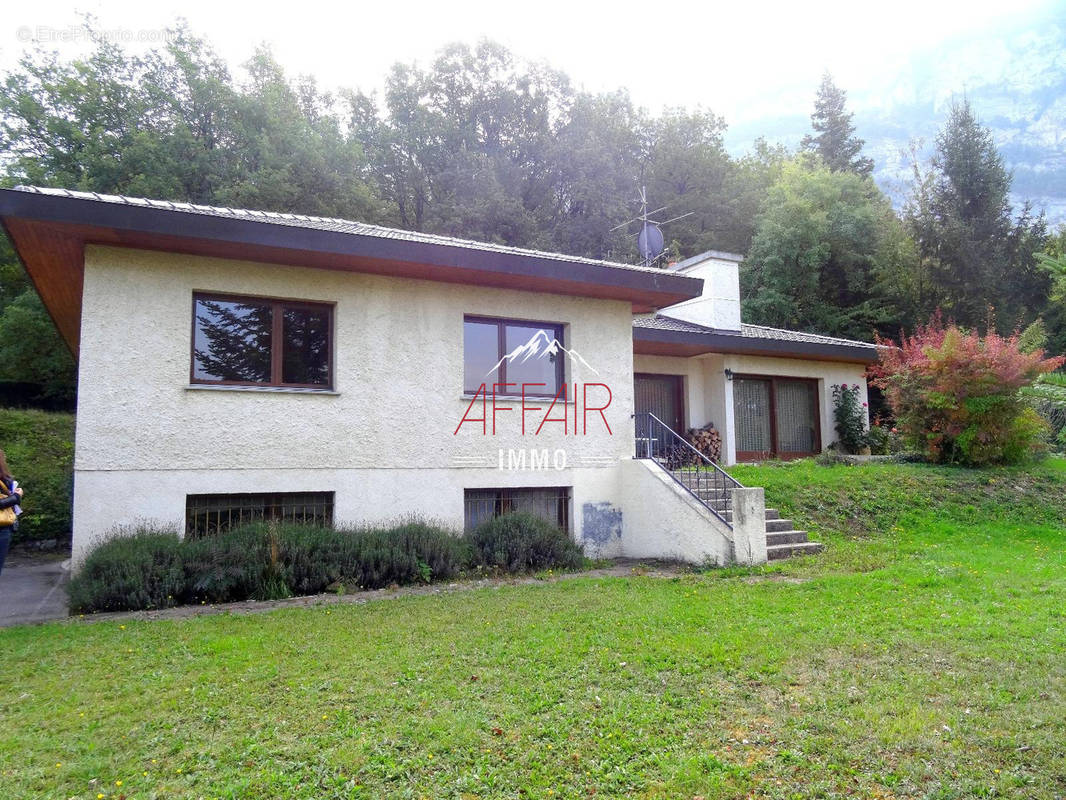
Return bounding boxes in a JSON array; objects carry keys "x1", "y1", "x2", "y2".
[
  {"x1": 634, "y1": 251, "x2": 876, "y2": 465},
  {"x1": 0, "y1": 187, "x2": 877, "y2": 569}
]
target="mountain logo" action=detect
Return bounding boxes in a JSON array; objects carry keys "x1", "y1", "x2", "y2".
[{"x1": 487, "y1": 329, "x2": 599, "y2": 377}]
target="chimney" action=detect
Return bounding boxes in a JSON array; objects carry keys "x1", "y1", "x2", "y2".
[{"x1": 657, "y1": 250, "x2": 743, "y2": 331}]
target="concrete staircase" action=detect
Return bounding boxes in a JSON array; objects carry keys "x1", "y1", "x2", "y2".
[
  {"x1": 670, "y1": 471, "x2": 824, "y2": 560},
  {"x1": 748, "y1": 508, "x2": 823, "y2": 560}
]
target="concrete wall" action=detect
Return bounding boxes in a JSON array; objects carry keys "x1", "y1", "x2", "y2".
[
  {"x1": 72, "y1": 246, "x2": 637, "y2": 562},
  {"x1": 69, "y1": 246, "x2": 867, "y2": 566},
  {"x1": 618, "y1": 460, "x2": 734, "y2": 565}
]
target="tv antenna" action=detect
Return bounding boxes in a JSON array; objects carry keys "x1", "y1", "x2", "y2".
[{"x1": 610, "y1": 186, "x2": 693, "y2": 267}]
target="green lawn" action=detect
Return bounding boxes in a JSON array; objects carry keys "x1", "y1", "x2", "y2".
[{"x1": 2, "y1": 460, "x2": 1065, "y2": 799}]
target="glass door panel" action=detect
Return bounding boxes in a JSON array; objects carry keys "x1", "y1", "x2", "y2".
[
  {"x1": 733, "y1": 378, "x2": 772, "y2": 455},
  {"x1": 775, "y1": 379, "x2": 817, "y2": 454}
]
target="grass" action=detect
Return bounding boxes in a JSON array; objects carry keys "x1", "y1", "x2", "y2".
[{"x1": 1, "y1": 460, "x2": 1064, "y2": 798}]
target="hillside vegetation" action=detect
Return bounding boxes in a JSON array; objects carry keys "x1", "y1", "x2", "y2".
[
  {"x1": 0, "y1": 406, "x2": 74, "y2": 544},
  {"x1": 731, "y1": 457, "x2": 1066, "y2": 537}
]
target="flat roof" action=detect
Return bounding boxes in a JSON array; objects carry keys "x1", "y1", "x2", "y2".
[
  {"x1": 0, "y1": 186, "x2": 703, "y2": 354},
  {"x1": 633, "y1": 314, "x2": 881, "y2": 363}
]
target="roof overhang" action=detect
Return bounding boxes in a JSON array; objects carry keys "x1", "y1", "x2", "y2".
[
  {"x1": 0, "y1": 188, "x2": 703, "y2": 355},
  {"x1": 633, "y1": 325, "x2": 880, "y2": 364}
]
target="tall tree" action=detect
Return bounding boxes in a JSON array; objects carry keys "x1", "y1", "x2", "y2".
[
  {"x1": 905, "y1": 99, "x2": 1049, "y2": 330},
  {"x1": 348, "y1": 40, "x2": 570, "y2": 246},
  {"x1": 543, "y1": 90, "x2": 644, "y2": 260},
  {"x1": 642, "y1": 108, "x2": 746, "y2": 255},
  {"x1": 742, "y1": 156, "x2": 917, "y2": 339},
  {"x1": 801, "y1": 72, "x2": 874, "y2": 177},
  {"x1": 1034, "y1": 225, "x2": 1066, "y2": 356},
  {"x1": 0, "y1": 22, "x2": 378, "y2": 404}
]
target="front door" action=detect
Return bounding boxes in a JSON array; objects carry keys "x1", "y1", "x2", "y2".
[
  {"x1": 733, "y1": 376, "x2": 820, "y2": 461},
  {"x1": 634, "y1": 373, "x2": 684, "y2": 432},
  {"x1": 634, "y1": 373, "x2": 684, "y2": 459}
]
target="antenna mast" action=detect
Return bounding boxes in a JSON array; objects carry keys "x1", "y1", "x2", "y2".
[{"x1": 610, "y1": 186, "x2": 693, "y2": 268}]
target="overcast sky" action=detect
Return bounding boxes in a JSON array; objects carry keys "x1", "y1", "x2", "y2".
[{"x1": 1, "y1": 0, "x2": 1060, "y2": 128}]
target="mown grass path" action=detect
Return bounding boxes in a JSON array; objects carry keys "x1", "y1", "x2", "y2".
[{"x1": 2, "y1": 461, "x2": 1064, "y2": 798}]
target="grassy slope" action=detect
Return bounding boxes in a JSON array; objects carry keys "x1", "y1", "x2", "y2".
[
  {"x1": 0, "y1": 406, "x2": 74, "y2": 542},
  {"x1": 1, "y1": 461, "x2": 1064, "y2": 798}
]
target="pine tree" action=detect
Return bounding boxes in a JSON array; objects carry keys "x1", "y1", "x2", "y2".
[
  {"x1": 801, "y1": 73, "x2": 874, "y2": 177},
  {"x1": 909, "y1": 98, "x2": 1050, "y2": 329}
]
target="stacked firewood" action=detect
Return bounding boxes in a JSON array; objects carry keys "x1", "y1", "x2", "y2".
[{"x1": 687, "y1": 423, "x2": 722, "y2": 463}]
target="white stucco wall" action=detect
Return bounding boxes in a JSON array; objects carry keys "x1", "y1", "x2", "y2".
[
  {"x1": 618, "y1": 460, "x2": 733, "y2": 565},
  {"x1": 657, "y1": 255, "x2": 742, "y2": 331},
  {"x1": 71, "y1": 246, "x2": 639, "y2": 562},
  {"x1": 68, "y1": 245, "x2": 870, "y2": 566}
]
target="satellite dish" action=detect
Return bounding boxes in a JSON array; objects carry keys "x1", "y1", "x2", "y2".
[
  {"x1": 610, "y1": 186, "x2": 691, "y2": 267},
  {"x1": 637, "y1": 223, "x2": 664, "y2": 261}
]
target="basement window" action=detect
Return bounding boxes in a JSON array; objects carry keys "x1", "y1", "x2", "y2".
[
  {"x1": 185, "y1": 491, "x2": 335, "y2": 538},
  {"x1": 463, "y1": 487, "x2": 571, "y2": 532}
]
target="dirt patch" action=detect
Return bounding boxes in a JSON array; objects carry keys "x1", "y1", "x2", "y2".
[
  {"x1": 740, "y1": 573, "x2": 811, "y2": 585},
  {"x1": 4, "y1": 548, "x2": 71, "y2": 566}
]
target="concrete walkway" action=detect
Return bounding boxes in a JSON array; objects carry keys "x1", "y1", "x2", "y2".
[{"x1": 0, "y1": 554, "x2": 70, "y2": 627}]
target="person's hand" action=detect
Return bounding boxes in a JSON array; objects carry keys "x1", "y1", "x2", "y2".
[{"x1": 15, "y1": 488, "x2": 23, "y2": 498}]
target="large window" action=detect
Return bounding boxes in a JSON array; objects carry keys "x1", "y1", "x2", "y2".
[
  {"x1": 463, "y1": 316, "x2": 564, "y2": 397},
  {"x1": 733, "y1": 376, "x2": 820, "y2": 461},
  {"x1": 192, "y1": 293, "x2": 333, "y2": 388},
  {"x1": 185, "y1": 491, "x2": 335, "y2": 538},
  {"x1": 463, "y1": 487, "x2": 571, "y2": 532}
]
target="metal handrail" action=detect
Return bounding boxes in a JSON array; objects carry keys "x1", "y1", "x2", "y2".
[{"x1": 633, "y1": 412, "x2": 742, "y2": 530}]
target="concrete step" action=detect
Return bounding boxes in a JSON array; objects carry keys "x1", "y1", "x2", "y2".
[
  {"x1": 766, "y1": 530, "x2": 809, "y2": 546},
  {"x1": 697, "y1": 500, "x2": 732, "y2": 512},
  {"x1": 766, "y1": 541, "x2": 824, "y2": 560},
  {"x1": 673, "y1": 477, "x2": 737, "y2": 493},
  {"x1": 689, "y1": 485, "x2": 732, "y2": 496},
  {"x1": 765, "y1": 518, "x2": 795, "y2": 532},
  {"x1": 698, "y1": 506, "x2": 782, "y2": 520}
]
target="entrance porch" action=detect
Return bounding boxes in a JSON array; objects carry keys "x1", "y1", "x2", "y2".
[{"x1": 633, "y1": 352, "x2": 870, "y2": 465}]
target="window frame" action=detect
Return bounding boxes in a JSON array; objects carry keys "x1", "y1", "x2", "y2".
[
  {"x1": 190, "y1": 291, "x2": 335, "y2": 390},
  {"x1": 732, "y1": 373, "x2": 821, "y2": 461},
  {"x1": 463, "y1": 315, "x2": 565, "y2": 398},
  {"x1": 185, "y1": 491, "x2": 335, "y2": 538},
  {"x1": 463, "y1": 486, "x2": 572, "y2": 532}
]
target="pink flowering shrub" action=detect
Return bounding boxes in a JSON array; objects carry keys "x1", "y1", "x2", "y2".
[{"x1": 871, "y1": 315, "x2": 1065, "y2": 465}]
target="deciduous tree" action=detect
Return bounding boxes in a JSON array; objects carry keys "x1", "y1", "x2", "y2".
[{"x1": 741, "y1": 157, "x2": 917, "y2": 339}]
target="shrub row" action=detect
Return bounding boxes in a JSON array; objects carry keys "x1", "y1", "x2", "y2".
[{"x1": 68, "y1": 512, "x2": 584, "y2": 613}]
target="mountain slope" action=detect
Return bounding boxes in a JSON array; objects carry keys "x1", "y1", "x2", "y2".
[{"x1": 725, "y1": 14, "x2": 1066, "y2": 225}]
